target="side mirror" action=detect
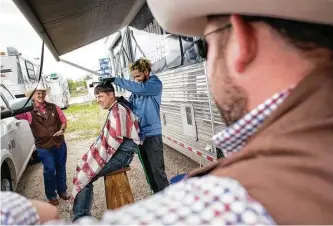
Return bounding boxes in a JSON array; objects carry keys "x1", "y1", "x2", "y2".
[{"x1": 1, "y1": 97, "x2": 33, "y2": 119}]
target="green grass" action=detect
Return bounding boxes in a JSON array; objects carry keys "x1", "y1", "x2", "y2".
[
  {"x1": 64, "y1": 102, "x2": 108, "y2": 141},
  {"x1": 69, "y1": 90, "x2": 88, "y2": 98}
]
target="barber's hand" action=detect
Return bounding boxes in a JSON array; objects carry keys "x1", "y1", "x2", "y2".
[
  {"x1": 101, "y1": 77, "x2": 115, "y2": 86},
  {"x1": 53, "y1": 130, "x2": 64, "y2": 136},
  {"x1": 30, "y1": 199, "x2": 60, "y2": 223}
]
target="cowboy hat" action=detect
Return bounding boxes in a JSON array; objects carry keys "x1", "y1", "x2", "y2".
[
  {"x1": 25, "y1": 84, "x2": 51, "y2": 97},
  {"x1": 147, "y1": 0, "x2": 333, "y2": 36}
]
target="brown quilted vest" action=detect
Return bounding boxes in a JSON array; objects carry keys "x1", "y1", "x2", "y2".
[
  {"x1": 30, "y1": 102, "x2": 64, "y2": 149},
  {"x1": 188, "y1": 64, "x2": 333, "y2": 224}
]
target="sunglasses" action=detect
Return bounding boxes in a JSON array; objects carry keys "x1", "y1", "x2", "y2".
[{"x1": 195, "y1": 23, "x2": 231, "y2": 59}]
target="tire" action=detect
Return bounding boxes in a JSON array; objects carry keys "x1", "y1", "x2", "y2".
[{"x1": 1, "y1": 177, "x2": 13, "y2": 191}]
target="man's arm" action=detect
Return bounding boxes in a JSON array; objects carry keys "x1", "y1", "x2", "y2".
[
  {"x1": 15, "y1": 112, "x2": 32, "y2": 124},
  {"x1": 0, "y1": 191, "x2": 60, "y2": 225},
  {"x1": 114, "y1": 77, "x2": 162, "y2": 96}
]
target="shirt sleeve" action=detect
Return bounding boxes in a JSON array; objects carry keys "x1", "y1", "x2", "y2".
[
  {"x1": 114, "y1": 77, "x2": 162, "y2": 96},
  {"x1": 45, "y1": 176, "x2": 276, "y2": 225},
  {"x1": 15, "y1": 112, "x2": 32, "y2": 124},
  {"x1": 0, "y1": 191, "x2": 40, "y2": 225},
  {"x1": 56, "y1": 106, "x2": 67, "y2": 124}
]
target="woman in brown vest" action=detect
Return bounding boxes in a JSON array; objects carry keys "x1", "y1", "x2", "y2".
[{"x1": 16, "y1": 84, "x2": 70, "y2": 205}]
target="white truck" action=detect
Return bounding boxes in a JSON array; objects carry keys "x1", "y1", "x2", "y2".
[
  {"x1": 42, "y1": 73, "x2": 70, "y2": 109},
  {"x1": 0, "y1": 47, "x2": 39, "y2": 98},
  {"x1": 0, "y1": 84, "x2": 36, "y2": 191}
]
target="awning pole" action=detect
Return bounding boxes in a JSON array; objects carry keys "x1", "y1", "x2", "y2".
[{"x1": 60, "y1": 59, "x2": 101, "y2": 76}]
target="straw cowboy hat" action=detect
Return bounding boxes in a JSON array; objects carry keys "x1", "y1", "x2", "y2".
[
  {"x1": 25, "y1": 84, "x2": 51, "y2": 97},
  {"x1": 147, "y1": 0, "x2": 333, "y2": 36}
]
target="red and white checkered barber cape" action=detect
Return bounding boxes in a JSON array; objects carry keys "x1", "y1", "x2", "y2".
[{"x1": 71, "y1": 101, "x2": 140, "y2": 202}]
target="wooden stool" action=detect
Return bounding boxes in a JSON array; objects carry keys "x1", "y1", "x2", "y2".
[{"x1": 104, "y1": 167, "x2": 134, "y2": 210}]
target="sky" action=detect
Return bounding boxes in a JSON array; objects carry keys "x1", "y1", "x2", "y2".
[{"x1": 0, "y1": 0, "x2": 112, "y2": 81}]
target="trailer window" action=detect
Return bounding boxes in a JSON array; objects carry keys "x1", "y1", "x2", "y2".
[
  {"x1": 181, "y1": 37, "x2": 202, "y2": 65},
  {"x1": 185, "y1": 106, "x2": 193, "y2": 125},
  {"x1": 25, "y1": 61, "x2": 37, "y2": 81},
  {"x1": 180, "y1": 104, "x2": 198, "y2": 140}
]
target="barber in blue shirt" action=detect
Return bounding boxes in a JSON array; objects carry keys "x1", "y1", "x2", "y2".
[{"x1": 107, "y1": 58, "x2": 169, "y2": 193}]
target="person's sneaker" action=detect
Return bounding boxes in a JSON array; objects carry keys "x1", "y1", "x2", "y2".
[
  {"x1": 47, "y1": 198, "x2": 59, "y2": 206},
  {"x1": 59, "y1": 192, "x2": 70, "y2": 200}
]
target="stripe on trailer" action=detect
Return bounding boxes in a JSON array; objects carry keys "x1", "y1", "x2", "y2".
[
  {"x1": 207, "y1": 156, "x2": 214, "y2": 162},
  {"x1": 162, "y1": 135, "x2": 216, "y2": 162}
]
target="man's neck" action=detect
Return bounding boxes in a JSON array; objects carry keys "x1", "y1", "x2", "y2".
[
  {"x1": 107, "y1": 99, "x2": 117, "y2": 110},
  {"x1": 34, "y1": 101, "x2": 45, "y2": 107},
  {"x1": 245, "y1": 51, "x2": 314, "y2": 110}
]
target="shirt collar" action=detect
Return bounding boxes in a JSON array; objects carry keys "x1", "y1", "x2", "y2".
[
  {"x1": 35, "y1": 102, "x2": 45, "y2": 107},
  {"x1": 108, "y1": 100, "x2": 118, "y2": 111},
  {"x1": 34, "y1": 101, "x2": 46, "y2": 109},
  {"x1": 213, "y1": 87, "x2": 293, "y2": 157}
]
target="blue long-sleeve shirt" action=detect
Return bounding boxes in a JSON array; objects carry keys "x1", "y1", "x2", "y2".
[{"x1": 114, "y1": 75, "x2": 162, "y2": 138}]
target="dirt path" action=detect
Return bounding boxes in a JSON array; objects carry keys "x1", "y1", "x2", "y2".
[{"x1": 16, "y1": 134, "x2": 199, "y2": 221}]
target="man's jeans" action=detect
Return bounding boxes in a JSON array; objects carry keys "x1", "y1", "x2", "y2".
[
  {"x1": 72, "y1": 138, "x2": 137, "y2": 222},
  {"x1": 36, "y1": 142, "x2": 67, "y2": 200}
]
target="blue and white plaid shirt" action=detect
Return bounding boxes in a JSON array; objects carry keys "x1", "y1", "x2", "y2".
[
  {"x1": 0, "y1": 192, "x2": 40, "y2": 225},
  {"x1": 213, "y1": 88, "x2": 292, "y2": 157}
]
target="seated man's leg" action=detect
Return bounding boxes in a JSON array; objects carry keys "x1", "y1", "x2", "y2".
[
  {"x1": 72, "y1": 138, "x2": 136, "y2": 221},
  {"x1": 72, "y1": 183, "x2": 94, "y2": 222},
  {"x1": 97, "y1": 138, "x2": 136, "y2": 177}
]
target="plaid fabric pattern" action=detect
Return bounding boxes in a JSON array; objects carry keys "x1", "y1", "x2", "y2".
[
  {"x1": 46, "y1": 176, "x2": 275, "y2": 225},
  {"x1": 213, "y1": 88, "x2": 292, "y2": 156},
  {"x1": 71, "y1": 101, "x2": 140, "y2": 202},
  {"x1": 0, "y1": 192, "x2": 40, "y2": 225}
]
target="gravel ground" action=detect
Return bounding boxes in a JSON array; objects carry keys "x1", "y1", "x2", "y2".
[{"x1": 16, "y1": 134, "x2": 199, "y2": 221}]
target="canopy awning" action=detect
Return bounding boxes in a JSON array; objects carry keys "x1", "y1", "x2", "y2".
[{"x1": 12, "y1": 0, "x2": 146, "y2": 61}]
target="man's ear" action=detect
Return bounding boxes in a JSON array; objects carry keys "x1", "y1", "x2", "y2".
[
  {"x1": 229, "y1": 15, "x2": 257, "y2": 73},
  {"x1": 109, "y1": 92, "x2": 115, "y2": 97}
]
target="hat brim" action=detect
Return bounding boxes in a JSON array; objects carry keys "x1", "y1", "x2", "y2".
[
  {"x1": 25, "y1": 87, "x2": 51, "y2": 97},
  {"x1": 147, "y1": 0, "x2": 333, "y2": 36}
]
